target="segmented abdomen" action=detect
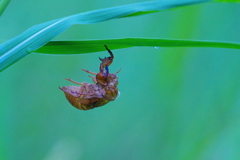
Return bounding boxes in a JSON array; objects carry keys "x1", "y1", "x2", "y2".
[{"x1": 62, "y1": 83, "x2": 110, "y2": 110}]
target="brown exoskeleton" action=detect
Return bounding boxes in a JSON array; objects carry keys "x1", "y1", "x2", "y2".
[{"x1": 59, "y1": 45, "x2": 120, "y2": 110}]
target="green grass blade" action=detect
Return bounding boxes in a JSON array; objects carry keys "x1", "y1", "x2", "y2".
[
  {"x1": 214, "y1": 0, "x2": 240, "y2": 2},
  {"x1": 0, "y1": 0, "x2": 211, "y2": 72},
  {"x1": 0, "y1": 0, "x2": 10, "y2": 16},
  {"x1": 35, "y1": 38, "x2": 240, "y2": 55}
]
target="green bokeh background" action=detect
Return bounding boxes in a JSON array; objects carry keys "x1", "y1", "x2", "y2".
[{"x1": 1, "y1": 1, "x2": 240, "y2": 160}]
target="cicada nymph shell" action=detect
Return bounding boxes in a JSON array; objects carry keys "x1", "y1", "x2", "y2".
[{"x1": 59, "y1": 45, "x2": 120, "y2": 110}]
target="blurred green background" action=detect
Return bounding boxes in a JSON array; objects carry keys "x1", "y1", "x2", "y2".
[{"x1": 1, "y1": 0, "x2": 240, "y2": 160}]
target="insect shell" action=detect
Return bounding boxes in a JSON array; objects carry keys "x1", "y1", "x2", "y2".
[{"x1": 59, "y1": 45, "x2": 120, "y2": 110}]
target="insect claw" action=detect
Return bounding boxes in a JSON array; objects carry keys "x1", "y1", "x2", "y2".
[
  {"x1": 104, "y1": 45, "x2": 114, "y2": 59},
  {"x1": 104, "y1": 45, "x2": 109, "y2": 51}
]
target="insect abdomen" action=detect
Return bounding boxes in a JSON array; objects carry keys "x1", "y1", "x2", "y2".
[{"x1": 61, "y1": 86, "x2": 90, "y2": 110}]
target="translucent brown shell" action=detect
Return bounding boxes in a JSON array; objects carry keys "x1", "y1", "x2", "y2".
[{"x1": 59, "y1": 45, "x2": 120, "y2": 110}]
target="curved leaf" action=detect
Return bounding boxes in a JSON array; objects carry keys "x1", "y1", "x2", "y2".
[
  {"x1": 0, "y1": 0, "x2": 211, "y2": 72},
  {"x1": 0, "y1": 0, "x2": 10, "y2": 16}
]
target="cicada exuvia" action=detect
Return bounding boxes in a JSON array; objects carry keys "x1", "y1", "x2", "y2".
[{"x1": 59, "y1": 45, "x2": 120, "y2": 110}]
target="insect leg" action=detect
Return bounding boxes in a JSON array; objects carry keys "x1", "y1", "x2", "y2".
[
  {"x1": 65, "y1": 78, "x2": 83, "y2": 85},
  {"x1": 116, "y1": 68, "x2": 121, "y2": 74},
  {"x1": 82, "y1": 69, "x2": 97, "y2": 75},
  {"x1": 88, "y1": 75, "x2": 98, "y2": 84},
  {"x1": 88, "y1": 75, "x2": 95, "y2": 79},
  {"x1": 97, "y1": 80, "x2": 107, "y2": 86}
]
